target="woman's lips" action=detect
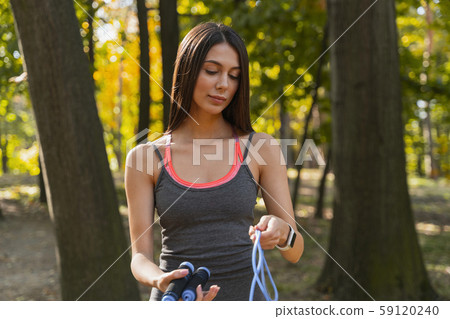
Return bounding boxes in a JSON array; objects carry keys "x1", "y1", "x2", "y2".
[{"x1": 208, "y1": 95, "x2": 226, "y2": 104}]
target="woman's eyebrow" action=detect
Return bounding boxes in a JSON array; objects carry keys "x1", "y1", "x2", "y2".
[{"x1": 204, "y1": 60, "x2": 241, "y2": 69}]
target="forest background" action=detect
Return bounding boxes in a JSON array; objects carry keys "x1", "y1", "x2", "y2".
[{"x1": 0, "y1": 0, "x2": 448, "y2": 301}]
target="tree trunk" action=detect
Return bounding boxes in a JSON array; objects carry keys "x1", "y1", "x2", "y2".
[
  {"x1": 422, "y1": 101, "x2": 439, "y2": 178},
  {"x1": 10, "y1": 0, "x2": 140, "y2": 300},
  {"x1": 137, "y1": 0, "x2": 151, "y2": 135},
  {"x1": 317, "y1": 0, "x2": 436, "y2": 300},
  {"x1": 159, "y1": 0, "x2": 179, "y2": 131},
  {"x1": 115, "y1": 52, "x2": 124, "y2": 171},
  {"x1": 292, "y1": 21, "x2": 328, "y2": 210},
  {"x1": 0, "y1": 128, "x2": 8, "y2": 174},
  {"x1": 417, "y1": 119, "x2": 425, "y2": 177},
  {"x1": 315, "y1": 146, "x2": 331, "y2": 219},
  {"x1": 279, "y1": 88, "x2": 293, "y2": 168},
  {"x1": 87, "y1": 0, "x2": 94, "y2": 69},
  {"x1": 0, "y1": 104, "x2": 9, "y2": 174},
  {"x1": 421, "y1": 1, "x2": 439, "y2": 178},
  {"x1": 38, "y1": 155, "x2": 47, "y2": 203}
]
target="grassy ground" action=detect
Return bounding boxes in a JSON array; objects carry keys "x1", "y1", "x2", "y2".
[
  {"x1": 408, "y1": 177, "x2": 450, "y2": 299},
  {"x1": 0, "y1": 170, "x2": 448, "y2": 300}
]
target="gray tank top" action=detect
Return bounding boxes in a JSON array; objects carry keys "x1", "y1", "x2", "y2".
[{"x1": 149, "y1": 129, "x2": 265, "y2": 301}]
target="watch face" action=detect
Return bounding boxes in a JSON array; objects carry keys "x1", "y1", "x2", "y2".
[{"x1": 289, "y1": 231, "x2": 297, "y2": 248}]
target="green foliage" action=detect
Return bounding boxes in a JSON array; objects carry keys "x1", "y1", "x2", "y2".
[
  {"x1": 0, "y1": 0, "x2": 38, "y2": 176},
  {"x1": 178, "y1": 0, "x2": 330, "y2": 157},
  {"x1": 2, "y1": 0, "x2": 448, "y2": 300},
  {"x1": 0, "y1": 0, "x2": 22, "y2": 86},
  {"x1": 1, "y1": 0, "x2": 448, "y2": 179},
  {"x1": 397, "y1": 0, "x2": 450, "y2": 177}
]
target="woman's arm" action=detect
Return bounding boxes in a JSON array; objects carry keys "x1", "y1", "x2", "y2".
[
  {"x1": 125, "y1": 143, "x2": 220, "y2": 299},
  {"x1": 249, "y1": 133, "x2": 304, "y2": 263},
  {"x1": 125, "y1": 143, "x2": 188, "y2": 292},
  {"x1": 125, "y1": 144, "x2": 164, "y2": 287}
]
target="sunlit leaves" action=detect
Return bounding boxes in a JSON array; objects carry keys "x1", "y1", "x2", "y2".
[
  {"x1": 2, "y1": 0, "x2": 448, "y2": 179},
  {"x1": 397, "y1": 0, "x2": 449, "y2": 177}
]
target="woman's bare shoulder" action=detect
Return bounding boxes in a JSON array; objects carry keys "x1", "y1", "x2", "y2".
[
  {"x1": 247, "y1": 132, "x2": 284, "y2": 164},
  {"x1": 150, "y1": 133, "x2": 170, "y2": 151},
  {"x1": 250, "y1": 132, "x2": 276, "y2": 144},
  {"x1": 125, "y1": 133, "x2": 170, "y2": 175},
  {"x1": 235, "y1": 128, "x2": 269, "y2": 139}
]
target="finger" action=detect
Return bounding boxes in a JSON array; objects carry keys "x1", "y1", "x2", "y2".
[
  {"x1": 195, "y1": 285, "x2": 203, "y2": 301},
  {"x1": 260, "y1": 237, "x2": 279, "y2": 250},
  {"x1": 161, "y1": 269, "x2": 189, "y2": 290},
  {"x1": 259, "y1": 232, "x2": 279, "y2": 249},
  {"x1": 249, "y1": 228, "x2": 255, "y2": 242},
  {"x1": 250, "y1": 225, "x2": 260, "y2": 243},
  {"x1": 202, "y1": 285, "x2": 220, "y2": 301},
  {"x1": 177, "y1": 268, "x2": 190, "y2": 276},
  {"x1": 168, "y1": 268, "x2": 189, "y2": 281},
  {"x1": 254, "y1": 229, "x2": 278, "y2": 249},
  {"x1": 253, "y1": 226, "x2": 272, "y2": 243},
  {"x1": 258, "y1": 218, "x2": 282, "y2": 242},
  {"x1": 255, "y1": 215, "x2": 271, "y2": 231},
  {"x1": 250, "y1": 231, "x2": 261, "y2": 243}
]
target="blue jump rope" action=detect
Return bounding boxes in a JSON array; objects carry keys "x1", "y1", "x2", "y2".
[
  {"x1": 162, "y1": 228, "x2": 278, "y2": 301},
  {"x1": 249, "y1": 229, "x2": 278, "y2": 301}
]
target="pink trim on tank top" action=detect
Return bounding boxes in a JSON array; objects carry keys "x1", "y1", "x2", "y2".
[{"x1": 163, "y1": 128, "x2": 244, "y2": 189}]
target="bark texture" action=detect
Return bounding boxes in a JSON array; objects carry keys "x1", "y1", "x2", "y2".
[
  {"x1": 10, "y1": 0, "x2": 140, "y2": 300},
  {"x1": 159, "y1": 0, "x2": 179, "y2": 130},
  {"x1": 317, "y1": 0, "x2": 436, "y2": 300},
  {"x1": 137, "y1": 0, "x2": 151, "y2": 135}
]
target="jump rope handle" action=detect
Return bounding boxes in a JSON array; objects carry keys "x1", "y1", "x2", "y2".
[
  {"x1": 162, "y1": 230, "x2": 277, "y2": 302},
  {"x1": 161, "y1": 261, "x2": 194, "y2": 301},
  {"x1": 181, "y1": 267, "x2": 211, "y2": 301}
]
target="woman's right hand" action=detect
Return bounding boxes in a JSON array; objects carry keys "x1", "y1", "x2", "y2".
[
  {"x1": 155, "y1": 268, "x2": 190, "y2": 293},
  {"x1": 155, "y1": 269, "x2": 221, "y2": 301}
]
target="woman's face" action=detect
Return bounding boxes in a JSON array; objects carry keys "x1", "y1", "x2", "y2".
[{"x1": 191, "y1": 42, "x2": 241, "y2": 116}]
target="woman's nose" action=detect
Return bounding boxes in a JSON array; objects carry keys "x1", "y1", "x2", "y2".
[{"x1": 216, "y1": 74, "x2": 229, "y2": 90}]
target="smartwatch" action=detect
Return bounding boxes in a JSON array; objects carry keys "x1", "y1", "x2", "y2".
[{"x1": 276, "y1": 224, "x2": 296, "y2": 251}]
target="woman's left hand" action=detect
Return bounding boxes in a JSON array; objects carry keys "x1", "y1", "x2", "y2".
[
  {"x1": 194, "y1": 284, "x2": 220, "y2": 301},
  {"x1": 249, "y1": 215, "x2": 290, "y2": 250}
]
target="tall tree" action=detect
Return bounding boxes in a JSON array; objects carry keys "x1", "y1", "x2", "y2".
[
  {"x1": 114, "y1": 36, "x2": 125, "y2": 171},
  {"x1": 10, "y1": 0, "x2": 140, "y2": 300},
  {"x1": 421, "y1": 0, "x2": 440, "y2": 178},
  {"x1": 317, "y1": 0, "x2": 436, "y2": 300},
  {"x1": 136, "y1": 0, "x2": 151, "y2": 135},
  {"x1": 292, "y1": 21, "x2": 329, "y2": 210},
  {"x1": 86, "y1": 0, "x2": 95, "y2": 68},
  {"x1": 315, "y1": 147, "x2": 331, "y2": 219},
  {"x1": 159, "y1": 0, "x2": 179, "y2": 131},
  {"x1": 0, "y1": 112, "x2": 9, "y2": 174}
]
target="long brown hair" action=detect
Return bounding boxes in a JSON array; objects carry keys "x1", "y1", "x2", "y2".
[{"x1": 166, "y1": 22, "x2": 253, "y2": 134}]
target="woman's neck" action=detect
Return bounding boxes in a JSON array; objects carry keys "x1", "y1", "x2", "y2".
[{"x1": 175, "y1": 115, "x2": 234, "y2": 141}]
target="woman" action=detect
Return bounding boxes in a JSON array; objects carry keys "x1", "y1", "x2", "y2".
[{"x1": 125, "y1": 22, "x2": 304, "y2": 301}]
